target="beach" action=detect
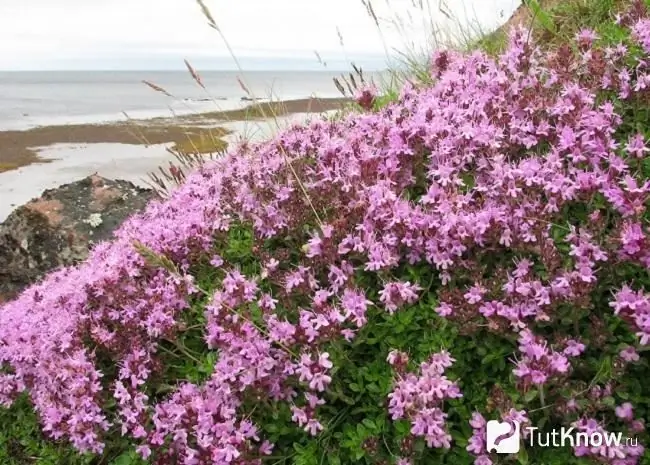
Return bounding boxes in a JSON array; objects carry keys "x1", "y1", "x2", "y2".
[
  {"x1": 0, "y1": 96, "x2": 349, "y2": 222},
  {"x1": 0, "y1": 69, "x2": 365, "y2": 221},
  {"x1": 0, "y1": 96, "x2": 349, "y2": 171}
]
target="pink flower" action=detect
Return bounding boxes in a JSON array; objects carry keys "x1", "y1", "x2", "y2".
[
  {"x1": 436, "y1": 302, "x2": 453, "y2": 317},
  {"x1": 136, "y1": 445, "x2": 151, "y2": 460},
  {"x1": 379, "y1": 281, "x2": 422, "y2": 313},
  {"x1": 464, "y1": 285, "x2": 486, "y2": 304},
  {"x1": 259, "y1": 440, "x2": 274, "y2": 455},
  {"x1": 354, "y1": 83, "x2": 378, "y2": 110},
  {"x1": 387, "y1": 350, "x2": 409, "y2": 367},
  {"x1": 615, "y1": 402, "x2": 634, "y2": 421},
  {"x1": 318, "y1": 352, "x2": 333, "y2": 369},
  {"x1": 620, "y1": 346, "x2": 640, "y2": 362},
  {"x1": 576, "y1": 28, "x2": 599, "y2": 49},
  {"x1": 4, "y1": 14, "x2": 650, "y2": 462},
  {"x1": 388, "y1": 351, "x2": 461, "y2": 448},
  {"x1": 625, "y1": 133, "x2": 650, "y2": 158},
  {"x1": 305, "y1": 419, "x2": 323, "y2": 436},
  {"x1": 563, "y1": 339, "x2": 586, "y2": 357}
]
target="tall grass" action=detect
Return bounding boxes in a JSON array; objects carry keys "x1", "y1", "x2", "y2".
[
  {"x1": 332, "y1": 0, "x2": 521, "y2": 104},
  {"x1": 141, "y1": 0, "x2": 521, "y2": 196}
]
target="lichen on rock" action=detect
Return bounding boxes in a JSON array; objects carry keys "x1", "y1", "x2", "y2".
[{"x1": 0, "y1": 175, "x2": 154, "y2": 303}]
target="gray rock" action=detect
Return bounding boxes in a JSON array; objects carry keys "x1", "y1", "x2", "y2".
[{"x1": 0, "y1": 175, "x2": 154, "y2": 303}]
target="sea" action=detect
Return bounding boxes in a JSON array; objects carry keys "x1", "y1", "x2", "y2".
[{"x1": 0, "y1": 70, "x2": 375, "y2": 131}]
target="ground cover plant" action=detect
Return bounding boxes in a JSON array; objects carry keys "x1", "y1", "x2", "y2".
[{"x1": 3, "y1": 0, "x2": 650, "y2": 464}]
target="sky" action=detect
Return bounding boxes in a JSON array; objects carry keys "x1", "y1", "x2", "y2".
[{"x1": 0, "y1": 0, "x2": 521, "y2": 71}]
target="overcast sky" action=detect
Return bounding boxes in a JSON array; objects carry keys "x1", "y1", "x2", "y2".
[{"x1": 0, "y1": 0, "x2": 520, "y2": 71}]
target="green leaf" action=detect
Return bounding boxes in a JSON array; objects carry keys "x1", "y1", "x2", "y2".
[
  {"x1": 394, "y1": 420, "x2": 410, "y2": 435},
  {"x1": 362, "y1": 418, "x2": 376, "y2": 430},
  {"x1": 111, "y1": 451, "x2": 136, "y2": 465},
  {"x1": 451, "y1": 429, "x2": 468, "y2": 447},
  {"x1": 524, "y1": 389, "x2": 538, "y2": 403},
  {"x1": 328, "y1": 455, "x2": 342, "y2": 465},
  {"x1": 518, "y1": 444, "x2": 529, "y2": 465}
]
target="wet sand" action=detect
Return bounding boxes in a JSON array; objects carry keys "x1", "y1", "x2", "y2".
[
  {"x1": 0, "y1": 109, "x2": 344, "y2": 222},
  {"x1": 0, "y1": 97, "x2": 350, "y2": 173},
  {"x1": 0, "y1": 143, "x2": 173, "y2": 221}
]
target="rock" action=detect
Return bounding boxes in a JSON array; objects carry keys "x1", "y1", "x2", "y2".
[{"x1": 0, "y1": 175, "x2": 155, "y2": 303}]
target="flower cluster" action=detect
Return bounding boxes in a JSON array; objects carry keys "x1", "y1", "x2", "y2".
[
  {"x1": 572, "y1": 418, "x2": 645, "y2": 464},
  {"x1": 1, "y1": 2, "x2": 650, "y2": 463},
  {"x1": 387, "y1": 351, "x2": 461, "y2": 450},
  {"x1": 610, "y1": 286, "x2": 650, "y2": 345},
  {"x1": 513, "y1": 329, "x2": 573, "y2": 387},
  {"x1": 354, "y1": 83, "x2": 378, "y2": 110}
]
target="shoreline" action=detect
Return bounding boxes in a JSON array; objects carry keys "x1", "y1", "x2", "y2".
[
  {"x1": 0, "y1": 97, "x2": 350, "y2": 174},
  {"x1": 0, "y1": 102, "x2": 349, "y2": 223}
]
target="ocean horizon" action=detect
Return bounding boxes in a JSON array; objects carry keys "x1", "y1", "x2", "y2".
[{"x1": 0, "y1": 69, "x2": 387, "y2": 131}]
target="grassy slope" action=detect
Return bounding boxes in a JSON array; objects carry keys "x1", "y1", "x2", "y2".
[
  {"x1": 474, "y1": 0, "x2": 629, "y2": 55},
  {"x1": 0, "y1": 1, "x2": 643, "y2": 464}
]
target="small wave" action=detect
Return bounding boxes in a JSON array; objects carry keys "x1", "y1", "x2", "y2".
[
  {"x1": 182, "y1": 97, "x2": 228, "y2": 102},
  {"x1": 0, "y1": 100, "x2": 245, "y2": 131}
]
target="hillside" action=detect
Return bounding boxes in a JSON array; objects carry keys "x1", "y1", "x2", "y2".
[{"x1": 1, "y1": 1, "x2": 650, "y2": 465}]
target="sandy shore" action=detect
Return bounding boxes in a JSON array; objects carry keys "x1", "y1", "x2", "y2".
[
  {"x1": 0, "y1": 97, "x2": 349, "y2": 174},
  {"x1": 0, "y1": 108, "x2": 344, "y2": 222}
]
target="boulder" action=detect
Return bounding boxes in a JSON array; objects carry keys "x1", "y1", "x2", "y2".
[{"x1": 0, "y1": 175, "x2": 154, "y2": 303}]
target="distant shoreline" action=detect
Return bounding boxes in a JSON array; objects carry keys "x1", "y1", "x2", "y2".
[{"x1": 0, "y1": 97, "x2": 350, "y2": 174}]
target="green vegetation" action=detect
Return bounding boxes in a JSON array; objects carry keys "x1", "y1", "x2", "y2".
[
  {"x1": 474, "y1": 0, "x2": 629, "y2": 55},
  {"x1": 171, "y1": 130, "x2": 228, "y2": 155},
  {"x1": 4, "y1": 1, "x2": 650, "y2": 465}
]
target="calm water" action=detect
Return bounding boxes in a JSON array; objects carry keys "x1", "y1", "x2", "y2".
[{"x1": 0, "y1": 70, "x2": 366, "y2": 130}]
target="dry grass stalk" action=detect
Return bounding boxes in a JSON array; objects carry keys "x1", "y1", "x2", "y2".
[
  {"x1": 336, "y1": 27, "x2": 345, "y2": 47},
  {"x1": 195, "y1": 0, "x2": 218, "y2": 30},
  {"x1": 236, "y1": 76, "x2": 251, "y2": 97},
  {"x1": 138, "y1": 55, "x2": 235, "y2": 198},
  {"x1": 142, "y1": 80, "x2": 173, "y2": 98},
  {"x1": 333, "y1": 64, "x2": 369, "y2": 98},
  {"x1": 314, "y1": 51, "x2": 327, "y2": 67},
  {"x1": 184, "y1": 59, "x2": 206, "y2": 89},
  {"x1": 145, "y1": 146, "x2": 225, "y2": 198},
  {"x1": 192, "y1": 0, "x2": 326, "y2": 228}
]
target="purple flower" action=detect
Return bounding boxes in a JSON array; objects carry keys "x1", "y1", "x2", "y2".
[
  {"x1": 387, "y1": 351, "x2": 461, "y2": 448},
  {"x1": 379, "y1": 281, "x2": 422, "y2": 313},
  {"x1": 3, "y1": 11, "x2": 650, "y2": 462},
  {"x1": 620, "y1": 346, "x2": 640, "y2": 362},
  {"x1": 563, "y1": 339, "x2": 586, "y2": 357},
  {"x1": 615, "y1": 402, "x2": 634, "y2": 421}
]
